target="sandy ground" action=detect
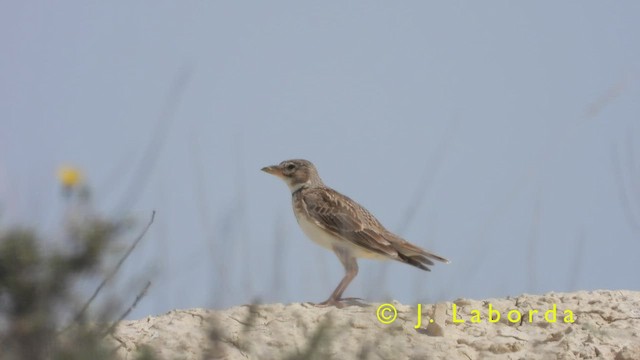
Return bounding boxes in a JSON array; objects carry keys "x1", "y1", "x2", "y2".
[{"x1": 109, "y1": 290, "x2": 640, "y2": 359}]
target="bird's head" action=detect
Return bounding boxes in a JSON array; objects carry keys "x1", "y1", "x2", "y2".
[{"x1": 262, "y1": 159, "x2": 324, "y2": 192}]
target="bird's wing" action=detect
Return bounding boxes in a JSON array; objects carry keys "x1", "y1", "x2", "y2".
[
  {"x1": 299, "y1": 187, "x2": 400, "y2": 258},
  {"x1": 299, "y1": 187, "x2": 450, "y2": 270}
]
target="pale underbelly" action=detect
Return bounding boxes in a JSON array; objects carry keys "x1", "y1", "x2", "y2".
[{"x1": 295, "y1": 212, "x2": 387, "y2": 260}]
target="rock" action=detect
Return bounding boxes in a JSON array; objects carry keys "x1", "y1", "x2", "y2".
[{"x1": 108, "y1": 290, "x2": 640, "y2": 359}]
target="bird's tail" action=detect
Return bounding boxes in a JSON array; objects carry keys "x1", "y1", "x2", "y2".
[{"x1": 387, "y1": 233, "x2": 450, "y2": 271}]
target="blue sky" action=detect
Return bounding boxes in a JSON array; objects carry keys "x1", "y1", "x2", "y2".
[{"x1": 1, "y1": 1, "x2": 639, "y2": 319}]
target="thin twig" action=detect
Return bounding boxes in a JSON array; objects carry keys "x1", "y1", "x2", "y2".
[
  {"x1": 60, "y1": 210, "x2": 156, "y2": 333},
  {"x1": 584, "y1": 78, "x2": 627, "y2": 119},
  {"x1": 103, "y1": 281, "x2": 152, "y2": 336},
  {"x1": 567, "y1": 231, "x2": 585, "y2": 291},
  {"x1": 368, "y1": 118, "x2": 458, "y2": 299},
  {"x1": 611, "y1": 145, "x2": 640, "y2": 235},
  {"x1": 112, "y1": 66, "x2": 193, "y2": 215},
  {"x1": 526, "y1": 189, "x2": 541, "y2": 292},
  {"x1": 396, "y1": 118, "x2": 460, "y2": 234},
  {"x1": 624, "y1": 131, "x2": 640, "y2": 216}
]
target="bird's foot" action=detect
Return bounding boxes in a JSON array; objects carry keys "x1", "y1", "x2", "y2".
[
  {"x1": 314, "y1": 298, "x2": 345, "y2": 308},
  {"x1": 313, "y1": 297, "x2": 365, "y2": 308},
  {"x1": 340, "y1": 297, "x2": 364, "y2": 302}
]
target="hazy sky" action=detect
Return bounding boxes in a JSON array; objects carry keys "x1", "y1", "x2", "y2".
[{"x1": 1, "y1": 1, "x2": 639, "y2": 320}]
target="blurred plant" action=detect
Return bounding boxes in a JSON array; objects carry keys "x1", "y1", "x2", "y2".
[
  {"x1": 284, "y1": 315, "x2": 336, "y2": 360},
  {"x1": 0, "y1": 166, "x2": 155, "y2": 360},
  {"x1": 57, "y1": 166, "x2": 83, "y2": 189},
  {"x1": 0, "y1": 223, "x2": 118, "y2": 359}
]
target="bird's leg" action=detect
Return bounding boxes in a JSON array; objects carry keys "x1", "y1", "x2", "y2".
[{"x1": 316, "y1": 246, "x2": 358, "y2": 308}]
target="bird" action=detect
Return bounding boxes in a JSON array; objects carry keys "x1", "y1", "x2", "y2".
[{"x1": 261, "y1": 159, "x2": 449, "y2": 307}]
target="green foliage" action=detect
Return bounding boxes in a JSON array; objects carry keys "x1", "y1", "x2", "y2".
[{"x1": 0, "y1": 218, "x2": 152, "y2": 360}]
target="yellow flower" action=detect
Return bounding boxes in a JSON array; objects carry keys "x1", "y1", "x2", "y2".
[{"x1": 57, "y1": 165, "x2": 83, "y2": 188}]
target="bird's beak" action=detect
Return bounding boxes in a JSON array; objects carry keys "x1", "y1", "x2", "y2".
[{"x1": 261, "y1": 165, "x2": 284, "y2": 177}]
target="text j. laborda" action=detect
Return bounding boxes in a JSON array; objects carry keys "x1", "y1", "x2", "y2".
[{"x1": 376, "y1": 303, "x2": 575, "y2": 327}]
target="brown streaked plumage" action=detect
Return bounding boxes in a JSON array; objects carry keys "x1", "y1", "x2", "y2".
[{"x1": 262, "y1": 159, "x2": 449, "y2": 307}]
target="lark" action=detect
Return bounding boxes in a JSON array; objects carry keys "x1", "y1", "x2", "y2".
[{"x1": 262, "y1": 159, "x2": 449, "y2": 307}]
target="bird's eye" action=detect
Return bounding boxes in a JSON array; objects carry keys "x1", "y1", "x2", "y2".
[{"x1": 285, "y1": 163, "x2": 296, "y2": 171}]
